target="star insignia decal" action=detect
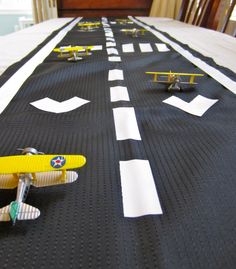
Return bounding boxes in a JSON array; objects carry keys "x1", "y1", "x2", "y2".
[{"x1": 50, "y1": 156, "x2": 66, "y2": 169}]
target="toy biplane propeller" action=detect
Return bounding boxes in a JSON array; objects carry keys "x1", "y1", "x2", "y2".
[
  {"x1": 146, "y1": 71, "x2": 204, "y2": 91},
  {"x1": 53, "y1": 45, "x2": 94, "y2": 61},
  {"x1": 77, "y1": 22, "x2": 101, "y2": 31},
  {"x1": 0, "y1": 147, "x2": 86, "y2": 224},
  {"x1": 120, "y1": 28, "x2": 147, "y2": 37}
]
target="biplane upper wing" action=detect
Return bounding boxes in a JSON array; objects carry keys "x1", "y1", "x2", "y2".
[
  {"x1": 53, "y1": 46, "x2": 84, "y2": 54},
  {"x1": 146, "y1": 71, "x2": 204, "y2": 84},
  {"x1": 78, "y1": 22, "x2": 100, "y2": 27},
  {"x1": 0, "y1": 154, "x2": 86, "y2": 174},
  {"x1": 66, "y1": 46, "x2": 85, "y2": 52},
  {"x1": 53, "y1": 46, "x2": 72, "y2": 53}
]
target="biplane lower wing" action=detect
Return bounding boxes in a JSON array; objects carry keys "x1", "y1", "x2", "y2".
[
  {"x1": 0, "y1": 154, "x2": 86, "y2": 174},
  {"x1": 32, "y1": 171, "x2": 78, "y2": 187},
  {"x1": 16, "y1": 203, "x2": 40, "y2": 220},
  {"x1": 156, "y1": 80, "x2": 198, "y2": 85},
  {"x1": 0, "y1": 174, "x2": 18, "y2": 189},
  {"x1": 0, "y1": 169, "x2": 78, "y2": 189}
]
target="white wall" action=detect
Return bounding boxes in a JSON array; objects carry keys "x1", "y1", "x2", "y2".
[{"x1": 0, "y1": 0, "x2": 32, "y2": 35}]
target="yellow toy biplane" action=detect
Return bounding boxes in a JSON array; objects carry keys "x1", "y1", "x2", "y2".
[
  {"x1": 53, "y1": 45, "x2": 94, "y2": 61},
  {"x1": 116, "y1": 19, "x2": 133, "y2": 25},
  {"x1": 77, "y1": 22, "x2": 101, "y2": 31},
  {"x1": 146, "y1": 71, "x2": 204, "y2": 91},
  {"x1": 120, "y1": 28, "x2": 147, "y2": 37},
  {"x1": 0, "y1": 147, "x2": 86, "y2": 224}
]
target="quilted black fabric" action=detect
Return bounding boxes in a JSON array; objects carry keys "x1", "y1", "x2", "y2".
[{"x1": 0, "y1": 17, "x2": 235, "y2": 269}]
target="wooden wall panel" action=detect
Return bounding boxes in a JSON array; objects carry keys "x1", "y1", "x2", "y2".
[{"x1": 57, "y1": 0, "x2": 153, "y2": 17}]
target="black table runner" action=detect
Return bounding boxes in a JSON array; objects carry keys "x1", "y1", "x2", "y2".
[{"x1": 0, "y1": 17, "x2": 235, "y2": 269}]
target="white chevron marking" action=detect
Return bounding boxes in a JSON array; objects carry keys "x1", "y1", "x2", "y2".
[
  {"x1": 163, "y1": 95, "x2": 218, "y2": 116},
  {"x1": 30, "y1": 97, "x2": 90, "y2": 113}
]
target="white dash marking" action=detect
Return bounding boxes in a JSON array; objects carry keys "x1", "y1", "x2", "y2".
[
  {"x1": 106, "y1": 37, "x2": 115, "y2": 42},
  {"x1": 108, "y1": 56, "x2": 121, "y2": 62},
  {"x1": 113, "y1": 107, "x2": 141, "y2": 140},
  {"x1": 107, "y1": 48, "x2": 119, "y2": 55},
  {"x1": 119, "y1": 159, "x2": 163, "y2": 217},
  {"x1": 104, "y1": 28, "x2": 112, "y2": 33},
  {"x1": 106, "y1": 42, "x2": 116, "y2": 47},
  {"x1": 110, "y1": 86, "x2": 130, "y2": 102},
  {"x1": 108, "y1": 69, "x2": 124, "y2": 81},
  {"x1": 105, "y1": 32, "x2": 114, "y2": 38}
]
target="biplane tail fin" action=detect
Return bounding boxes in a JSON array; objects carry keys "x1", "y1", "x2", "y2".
[
  {"x1": 16, "y1": 202, "x2": 40, "y2": 221},
  {"x1": 0, "y1": 205, "x2": 11, "y2": 221},
  {"x1": 0, "y1": 201, "x2": 40, "y2": 223}
]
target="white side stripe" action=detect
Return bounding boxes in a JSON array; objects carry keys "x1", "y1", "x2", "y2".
[
  {"x1": 113, "y1": 107, "x2": 141, "y2": 140},
  {"x1": 0, "y1": 18, "x2": 82, "y2": 115},
  {"x1": 119, "y1": 159, "x2": 163, "y2": 217},
  {"x1": 130, "y1": 16, "x2": 236, "y2": 94}
]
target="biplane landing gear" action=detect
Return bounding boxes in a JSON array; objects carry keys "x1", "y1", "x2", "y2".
[{"x1": 167, "y1": 76, "x2": 182, "y2": 91}]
